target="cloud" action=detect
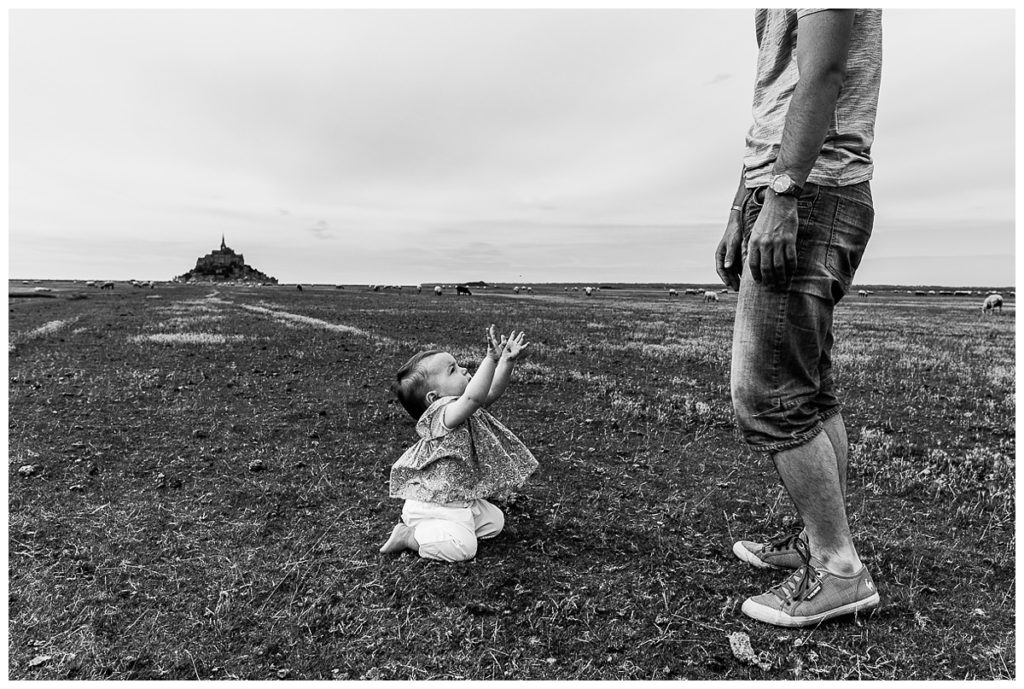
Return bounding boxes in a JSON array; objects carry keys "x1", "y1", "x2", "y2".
[{"x1": 308, "y1": 220, "x2": 334, "y2": 240}]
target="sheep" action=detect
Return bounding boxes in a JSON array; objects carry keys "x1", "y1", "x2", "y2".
[
  {"x1": 584, "y1": 286, "x2": 593, "y2": 296},
  {"x1": 703, "y1": 291, "x2": 718, "y2": 303},
  {"x1": 983, "y1": 293, "x2": 1003, "y2": 314},
  {"x1": 526, "y1": 287, "x2": 533, "y2": 294},
  {"x1": 857, "y1": 289, "x2": 869, "y2": 297},
  {"x1": 434, "y1": 285, "x2": 443, "y2": 296},
  {"x1": 85, "y1": 281, "x2": 96, "y2": 288},
  {"x1": 456, "y1": 284, "x2": 473, "y2": 296},
  {"x1": 100, "y1": 281, "x2": 115, "y2": 290},
  {"x1": 296, "y1": 284, "x2": 303, "y2": 291},
  {"x1": 513, "y1": 286, "x2": 520, "y2": 294},
  {"x1": 668, "y1": 288, "x2": 678, "y2": 296},
  {"x1": 416, "y1": 285, "x2": 422, "y2": 294}
]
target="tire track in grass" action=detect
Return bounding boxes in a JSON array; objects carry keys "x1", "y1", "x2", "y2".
[
  {"x1": 232, "y1": 301, "x2": 398, "y2": 346},
  {"x1": 10, "y1": 317, "x2": 81, "y2": 353}
]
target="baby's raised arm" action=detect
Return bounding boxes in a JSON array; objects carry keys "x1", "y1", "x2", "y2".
[
  {"x1": 442, "y1": 326, "x2": 505, "y2": 428},
  {"x1": 485, "y1": 330, "x2": 529, "y2": 407}
]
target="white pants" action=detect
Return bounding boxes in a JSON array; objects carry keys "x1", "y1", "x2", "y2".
[{"x1": 402, "y1": 499, "x2": 504, "y2": 562}]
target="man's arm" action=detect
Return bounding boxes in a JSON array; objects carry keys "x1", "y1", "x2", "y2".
[
  {"x1": 747, "y1": 10, "x2": 856, "y2": 287},
  {"x1": 772, "y1": 10, "x2": 857, "y2": 186},
  {"x1": 716, "y1": 168, "x2": 749, "y2": 291}
]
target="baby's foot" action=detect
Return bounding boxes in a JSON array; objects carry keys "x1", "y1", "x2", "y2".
[{"x1": 379, "y1": 524, "x2": 417, "y2": 554}]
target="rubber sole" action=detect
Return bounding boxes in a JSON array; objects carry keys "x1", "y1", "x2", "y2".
[
  {"x1": 741, "y1": 592, "x2": 880, "y2": 627},
  {"x1": 732, "y1": 541, "x2": 777, "y2": 569}
]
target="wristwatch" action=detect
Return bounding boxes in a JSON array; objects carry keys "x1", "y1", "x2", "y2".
[{"x1": 769, "y1": 173, "x2": 802, "y2": 197}]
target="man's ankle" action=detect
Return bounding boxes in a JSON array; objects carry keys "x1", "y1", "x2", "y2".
[{"x1": 810, "y1": 551, "x2": 862, "y2": 576}]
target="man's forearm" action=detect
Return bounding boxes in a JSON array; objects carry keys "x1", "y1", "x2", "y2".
[
  {"x1": 773, "y1": 10, "x2": 855, "y2": 187},
  {"x1": 731, "y1": 168, "x2": 747, "y2": 209},
  {"x1": 772, "y1": 70, "x2": 846, "y2": 187}
]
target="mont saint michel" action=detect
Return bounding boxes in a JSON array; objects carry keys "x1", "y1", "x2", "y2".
[{"x1": 175, "y1": 236, "x2": 277, "y2": 284}]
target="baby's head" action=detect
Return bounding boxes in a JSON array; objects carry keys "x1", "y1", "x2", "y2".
[{"x1": 393, "y1": 350, "x2": 472, "y2": 419}]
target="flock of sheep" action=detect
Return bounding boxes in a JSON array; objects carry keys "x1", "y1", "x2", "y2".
[
  {"x1": 404, "y1": 283, "x2": 1007, "y2": 314},
  {"x1": 55, "y1": 279, "x2": 1009, "y2": 316},
  {"x1": 410, "y1": 284, "x2": 728, "y2": 302}
]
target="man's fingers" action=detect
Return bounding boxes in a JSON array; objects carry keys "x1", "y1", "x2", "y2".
[
  {"x1": 772, "y1": 242, "x2": 788, "y2": 287},
  {"x1": 748, "y1": 243, "x2": 763, "y2": 283},
  {"x1": 785, "y1": 241, "x2": 798, "y2": 284}
]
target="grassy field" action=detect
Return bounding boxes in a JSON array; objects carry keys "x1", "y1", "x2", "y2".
[{"x1": 8, "y1": 281, "x2": 1015, "y2": 680}]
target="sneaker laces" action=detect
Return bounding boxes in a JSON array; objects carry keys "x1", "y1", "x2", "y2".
[
  {"x1": 764, "y1": 532, "x2": 804, "y2": 553},
  {"x1": 770, "y1": 537, "x2": 821, "y2": 604}
]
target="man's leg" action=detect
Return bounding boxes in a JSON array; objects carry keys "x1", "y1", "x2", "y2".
[
  {"x1": 822, "y1": 412, "x2": 848, "y2": 498},
  {"x1": 772, "y1": 429, "x2": 861, "y2": 575}
]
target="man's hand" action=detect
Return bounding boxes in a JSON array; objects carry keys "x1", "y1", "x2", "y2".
[
  {"x1": 501, "y1": 330, "x2": 529, "y2": 361},
  {"x1": 716, "y1": 211, "x2": 744, "y2": 292},
  {"x1": 747, "y1": 193, "x2": 799, "y2": 288}
]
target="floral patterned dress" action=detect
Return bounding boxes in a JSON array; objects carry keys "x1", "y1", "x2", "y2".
[{"x1": 389, "y1": 396, "x2": 539, "y2": 504}]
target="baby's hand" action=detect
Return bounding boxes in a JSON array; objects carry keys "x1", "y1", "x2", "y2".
[
  {"x1": 502, "y1": 330, "x2": 529, "y2": 361},
  {"x1": 486, "y1": 324, "x2": 506, "y2": 360}
]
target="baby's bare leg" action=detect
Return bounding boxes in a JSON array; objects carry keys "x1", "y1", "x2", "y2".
[{"x1": 379, "y1": 524, "x2": 419, "y2": 553}]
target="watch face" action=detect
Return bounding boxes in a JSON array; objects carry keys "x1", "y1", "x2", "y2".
[{"x1": 771, "y1": 175, "x2": 792, "y2": 193}]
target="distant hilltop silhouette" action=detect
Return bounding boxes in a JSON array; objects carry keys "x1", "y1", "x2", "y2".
[{"x1": 175, "y1": 235, "x2": 278, "y2": 283}]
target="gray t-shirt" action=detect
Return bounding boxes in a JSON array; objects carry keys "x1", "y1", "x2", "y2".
[{"x1": 743, "y1": 8, "x2": 882, "y2": 188}]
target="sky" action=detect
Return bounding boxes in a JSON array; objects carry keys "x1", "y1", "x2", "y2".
[{"x1": 7, "y1": 7, "x2": 1017, "y2": 286}]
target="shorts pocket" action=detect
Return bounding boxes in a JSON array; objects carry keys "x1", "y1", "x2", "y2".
[{"x1": 825, "y1": 196, "x2": 874, "y2": 291}]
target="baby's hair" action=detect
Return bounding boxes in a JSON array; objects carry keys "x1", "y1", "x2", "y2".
[{"x1": 393, "y1": 349, "x2": 443, "y2": 419}]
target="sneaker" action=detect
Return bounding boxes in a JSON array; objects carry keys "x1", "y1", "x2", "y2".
[
  {"x1": 741, "y1": 539, "x2": 880, "y2": 627},
  {"x1": 733, "y1": 533, "x2": 807, "y2": 570}
]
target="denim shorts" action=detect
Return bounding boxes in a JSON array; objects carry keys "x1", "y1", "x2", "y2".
[{"x1": 730, "y1": 182, "x2": 874, "y2": 453}]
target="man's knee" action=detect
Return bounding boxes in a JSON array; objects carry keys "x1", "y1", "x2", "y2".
[{"x1": 731, "y1": 379, "x2": 823, "y2": 451}]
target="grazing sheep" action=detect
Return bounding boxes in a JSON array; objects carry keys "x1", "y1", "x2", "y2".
[
  {"x1": 85, "y1": 281, "x2": 96, "y2": 288},
  {"x1": 100, "y1": 281, "x2": 115, "y2": 290},
  {"x1": 416, "y1": 285, "x2": 422, "y2": 294},
  {"x1": 703, "y1": 290, "x2": 718, "y2": 303},
  {"x1": 668, "y1": 288, "x2": 678, "y2": 296},
  {"x1": 914, "y1": 290, "x2": 926, "y2": 296},
  {"x1": 526, "y1": 287, "x2": 533, "y2": 294},
  {"x1": 983, "y1": 293, "x2": 1003, "y2": 314},
  {"x1": 434, "y1": 285, "x2": 443, "y2": 296},
  {"x1": 513, "y1": 286, "x2": 520, "y2": 294},
  {"x1": 584, "y1": 286, "x2": 593, "y2": 296},
  {"x1": 296, "y1": 284, "x2": 303, "y2": 291},
  {"x1": 857, "y1": 289, "x2": 869, "y2": 296},
  {"x1": 456, "y1": 284, "x2": 473, "y2": 296}
]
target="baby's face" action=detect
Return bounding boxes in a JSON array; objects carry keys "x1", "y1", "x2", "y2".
[{"x1": 423, "y1": 352, "x2": 472, "y2": 399}]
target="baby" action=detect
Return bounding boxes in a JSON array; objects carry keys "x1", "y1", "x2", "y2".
[{"x1": 380, "y1": 325, "x2": 537, "y2": 562}]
